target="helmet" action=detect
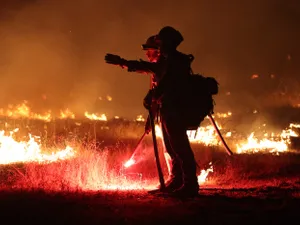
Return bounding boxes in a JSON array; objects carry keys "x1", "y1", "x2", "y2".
[
  {"x1": 158, "y1": 26, "x2": 183, "y2": 49},
  {"x1": 142, "y1": 35, "x2": 161, "y2": 50}
]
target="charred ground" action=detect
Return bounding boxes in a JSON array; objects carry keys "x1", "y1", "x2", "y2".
[{"x1": 0, "y1": 188, "x2": 299, "y2": 225}]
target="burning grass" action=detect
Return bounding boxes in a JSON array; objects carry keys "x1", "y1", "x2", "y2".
[
  {"x1": 0, "y1": 116, "x2": 299, "y2": 193},
  {"x1": 0, "y1": 139, "x2": 159, "y2": 191},
  {"x1": 1, "y1": 139, "x2": 299, "y2": 193}
]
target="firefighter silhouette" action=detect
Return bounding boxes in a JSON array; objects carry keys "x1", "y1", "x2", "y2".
[{"x1": 105, "y1": 26, "x2": 199, "y2": 197}]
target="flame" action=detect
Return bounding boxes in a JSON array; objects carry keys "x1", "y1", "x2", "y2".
[
  {"x1": 155, "y1": 123, "x2": 219, "y2": 146},
  {"x1": 155, "y1": 124, "x2": 163, "y2": 137},
  {"x1": 0, "y1": 101, "x2": 112, "y2": 122},
  {"x1": 236, "y1": 132, "x2": 288, "y2": 154},
  {"x1": 59, "y1": 108, "x2": 75, "y2": 119},
  {"x1": 0, "y1": 129, "x2": 75, "y2": 165},
  {"x1": 187, "y1": 124, "x2": 220, "y2": 145},
  {"x1": 225, "y1": 132, "x2": 232, "y2": 137},
  {"x1": 1, "y1": 100, "x2": 299, "y2": 156},
  {"x1": 155, "y1": 118, "x2": 300, "y2": 154},
  {"x1": 84, "y1": 112, "x2": 107, "y2": 121},
  {"x1": 213, "y1": 111, "x2": 232, "y2": 118},
  {"x1": 0, "y1": 107, "x2": 298, "y2": 191},
  {"x1": 198, "y1": 162, "x2": 213, "y2": 184},
  {"x1": 289, "y1": 123, "x2": 300, "y2": 129},
  {"x1": 236, "y1": 123, "x2": 299, "y2": 154},
  {"x1": 136, "y1": 115, "x2": 145, "y2": 122},
  {"x1": 0, "y1": 101, "x2": 52, "y2": 122}
]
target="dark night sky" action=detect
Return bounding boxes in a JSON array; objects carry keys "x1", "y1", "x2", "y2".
[{"x1": 0, "y1": 0, "x2": 299, "y2": 119}]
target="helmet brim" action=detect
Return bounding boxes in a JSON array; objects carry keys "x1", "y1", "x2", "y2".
[{"x1": 142, "y1": 44, "x2": 159, "y2": 50}]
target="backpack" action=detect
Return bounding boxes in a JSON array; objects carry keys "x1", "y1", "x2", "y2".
[{"x1": 182, "y1": 73, "x2": 219, "y2": 130}]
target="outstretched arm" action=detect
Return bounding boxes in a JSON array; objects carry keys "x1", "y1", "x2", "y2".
[{"x1": 104, "y1": 53, "x2": 157, "y2": 74}]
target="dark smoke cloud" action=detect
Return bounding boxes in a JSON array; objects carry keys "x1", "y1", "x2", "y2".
[{"x1": 0, "y1": 0, "x2": 299, "y2": 119}]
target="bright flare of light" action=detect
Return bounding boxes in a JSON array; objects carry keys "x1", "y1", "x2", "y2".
[
  {"x1": 84, "y1": 112, "x2": 107, "y2": 121},
  {"x1": 0, "y1": 129, "x2": 76, "y2": 165},
  {"x1": 124, "y1": 158, "x2": 135, "y2": 168}
]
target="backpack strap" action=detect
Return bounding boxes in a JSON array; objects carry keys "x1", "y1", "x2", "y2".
[{"x1": 188, "y1": 54, "x2": 194, "y2": 75}]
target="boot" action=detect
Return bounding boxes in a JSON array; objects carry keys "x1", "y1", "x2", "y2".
[
  {"x1": 148, "y1": 177, "x2": 183, "y2": 194},
  {"x1": 164, "y1": 177, "x2": 183, "y2": 191},
  {"x1": 170, "y1": 151, "x2": 199, "y2": 198},
  {"x1": 169, "y1": 161, "x2": 199, "y2": 198},
  {"x1": 170, "y1": 184, "x2": 199, "y2": 198}
]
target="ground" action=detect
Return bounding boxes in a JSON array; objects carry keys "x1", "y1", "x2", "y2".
[{"x1": 0, "y1": 187, "x2": 299, "y2": 225}]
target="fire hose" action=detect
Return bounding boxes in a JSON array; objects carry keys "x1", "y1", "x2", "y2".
[
  {"x1": 148, "y1": 109, "x2": 166, "y2": 189},
  {"x1": 208, "y1": 114, "x2": 233, "y2": 156}
]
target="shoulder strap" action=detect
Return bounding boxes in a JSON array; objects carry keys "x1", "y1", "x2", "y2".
[{"x1": 188, "y1": 54, "x2": 194, "y2": 75}]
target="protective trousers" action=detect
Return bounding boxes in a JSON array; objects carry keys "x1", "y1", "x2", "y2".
[{"x1": 160, "y1": 108, "x2": 198, "y2": 188}]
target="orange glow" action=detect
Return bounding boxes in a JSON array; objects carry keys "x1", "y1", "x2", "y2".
[{"x1": 106, "y1": 95, "x2": 113, "y2": 101}]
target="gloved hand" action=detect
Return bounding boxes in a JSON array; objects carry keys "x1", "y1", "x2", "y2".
[
  {"x1": 104, "y1": 53, "x2": 126, "y2": 66},
  {"x1": 143, "y1": 89, "x2": 153, "y2": 110},
  {"x1": 145, "y1": 116, "x2": 151, "y2": 134}
]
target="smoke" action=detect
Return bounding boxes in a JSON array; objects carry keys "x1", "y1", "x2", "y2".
[{"x1": 0, "y1": 0, "x2": 299, "y2": 119}]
